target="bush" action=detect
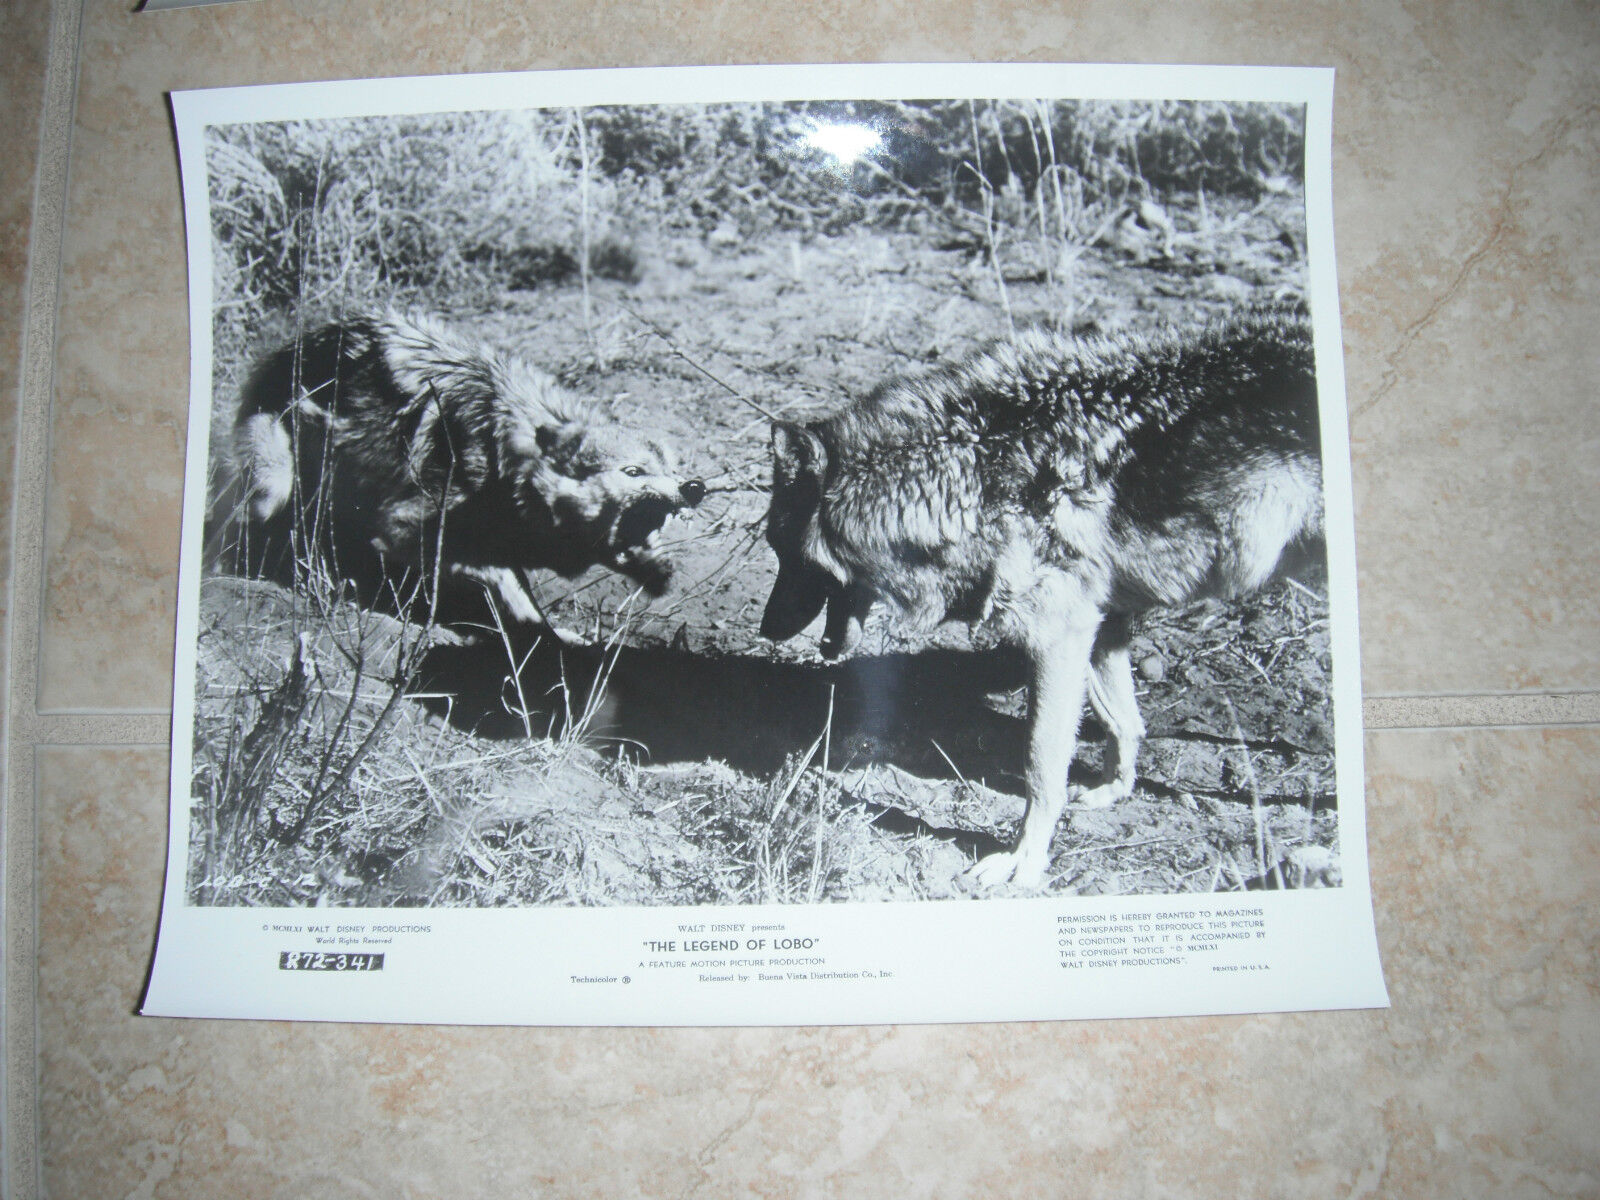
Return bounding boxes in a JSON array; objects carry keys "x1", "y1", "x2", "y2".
[
  {"x1": 206, "y1": 98, "x2": 1304, "y2": 361},
  {"x1": 207, "y1": 109, "x2": 586, "y2": 358}
]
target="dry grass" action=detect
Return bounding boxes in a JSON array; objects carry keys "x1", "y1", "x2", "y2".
[{"x1": 188, "y1": 564, "x2": 1338, "y2": 909}]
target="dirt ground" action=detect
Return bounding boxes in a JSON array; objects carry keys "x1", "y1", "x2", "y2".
[{"x1": 191, "y1": 189, "x2": 1343, "y2": 907}]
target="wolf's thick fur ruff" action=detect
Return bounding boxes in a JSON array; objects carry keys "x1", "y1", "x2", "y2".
[
  {"x1": 227, "y1": 311, "x2": 704, "y2": 623},
  {"x1": 760, "y1": 307, "x2": 1324, "y2": 889}
]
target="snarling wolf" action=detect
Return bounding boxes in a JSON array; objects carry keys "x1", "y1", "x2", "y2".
[
  {"x1": 760, "y1": 308, "x2": 1325, "y2": 889},
  {"x1": 226, "y1": 311, "x2": 704, "y2": 624}
]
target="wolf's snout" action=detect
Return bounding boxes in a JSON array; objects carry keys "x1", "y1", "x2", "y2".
[{"x1": 679, "y1": 479, "x2": 706, "y2": 507}]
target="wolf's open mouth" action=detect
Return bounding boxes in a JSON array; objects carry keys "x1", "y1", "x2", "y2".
[
  {"x1": 613, "y1": 495, "x2": 678, "y2": 554},
  {"x1": 610, "y1": 495, "x2": 681, "y2": 595}
]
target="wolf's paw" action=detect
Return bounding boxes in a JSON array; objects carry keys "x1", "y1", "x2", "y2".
[
  {"x1": 964, "y1": 851, "x2": 1020, "y2": 889},
  {"x1": 1068, "y1": 779, "x2": 1133, "y2": 810},
  {"x1": 964, "y1": 851, "x2": 1048, "y2": 892}
]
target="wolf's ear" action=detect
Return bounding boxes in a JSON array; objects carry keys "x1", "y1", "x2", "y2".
[
  {"x1": 535, "y1": 423, "x2": 575, "y2": 455},
  {"x1": 772, "y1": 422, "x2": 826, "y2": 484}
]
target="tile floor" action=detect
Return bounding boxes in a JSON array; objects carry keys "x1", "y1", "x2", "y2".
[{"x1": 5, "y1": 1, "x2": 1597, "y2": 1196}]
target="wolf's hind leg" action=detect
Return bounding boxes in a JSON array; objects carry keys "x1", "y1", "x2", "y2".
[{"x1": 1073, "y1": 617, "x2": 1143, "y2": 809}]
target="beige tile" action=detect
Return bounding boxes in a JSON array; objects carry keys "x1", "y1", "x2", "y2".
[
  {"x1": 22, "y1": 0, "x2": 1600, "y2": 1196},
  {"x1": 36, "y1": 731, "x2": 1600, "y2": 1197},
  {"x1": 36, "y1": 0, "x2": 1600, "y2": 710},
  {"x1": 1336, "y1": 5, "x2": 1600, "y2": 694},
  {"x1": 0, "y1": 0, "x2": 53, "y2": 721},
  {"x1": 36, "y1": 1, "x2": 190, "y2": 712}
]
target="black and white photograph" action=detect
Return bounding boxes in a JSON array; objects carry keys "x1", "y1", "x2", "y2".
[
  {"x1": 185, "y1": 83, "x2": 1343, "y2": 910},
  {"x1": 146, "y1": 64, "x2": 1384, "y2": 1026}
]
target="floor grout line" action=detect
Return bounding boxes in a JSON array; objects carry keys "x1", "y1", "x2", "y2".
[
  {"x1": 10, "y1": 689, "x2": 1600, "y2": 747},
  {"x1": 1362, "y1": 691, "x2": 1600, "y2": 730},
  {"x1": 1367, "y1": 720, "x2": 1600, "y2": 734},
  {"x1": 1367, "y1": 686, "x2": 1600, "y2": 699},
  {"x1": 1363, "y1": 691, "x2": 1600, "y2": 700},
  {"x1": 26, "y1": 713, "x2": 172, "y2": 747},
  {"x1": 3, "y1": 4, "x2": 84, "y2": 1199}
]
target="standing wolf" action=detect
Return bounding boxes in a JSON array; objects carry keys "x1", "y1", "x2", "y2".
[
  {"x1": 225, "y1": 311, "x2": 705, "y2": 624},
  {"x1": 760, "y1": 308, "x2": 1324, "y2": 889}
]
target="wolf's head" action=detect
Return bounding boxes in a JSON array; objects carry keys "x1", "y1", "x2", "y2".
[
  {"x1": 760, "y1": 422, "x2": 875, "y2": 659},
  {"x1": 517, "y1": 419, "x2": 705, "y2": 596}
]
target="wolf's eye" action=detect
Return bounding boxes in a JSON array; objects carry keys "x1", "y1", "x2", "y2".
[{"x1": 622, "y1": 465, "x2": 646, "y2": 478}]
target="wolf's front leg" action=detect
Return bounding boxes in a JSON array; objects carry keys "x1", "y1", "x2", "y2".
[
  {"x1": 968, "y1": 614, "x2": 1099, "y2": 890},
  {"x1": 458, "y1": 565, "x2": 580, "y2": 645}
]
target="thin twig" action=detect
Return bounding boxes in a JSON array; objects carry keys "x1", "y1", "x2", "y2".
[
  {"x1": 574, "y1": 108, "x2": 594, "y2": 341},
  {"x1": 929, "y1": 739, "x2": 969, "y2": 786},
  {"x1": 613, "y1": 301, "x2": 782, "y2": 423},
  {"x1": 808, "y1": 684, "x2": 836, "y2": 904},
  {"x1": 968, "y1": 101, "x2": 1015, "y2": 339},
  {"x1": 1222, "y1": 695, "x2": 1273, "y2": 886}
]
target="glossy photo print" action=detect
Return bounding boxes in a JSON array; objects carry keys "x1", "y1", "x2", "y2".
[{"x1": 145, "y1": 64, "x2": 1387, "y2": 1025}]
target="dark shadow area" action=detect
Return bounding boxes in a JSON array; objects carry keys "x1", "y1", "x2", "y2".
[
  {"x1": 415, "y1": 628, "x2": 1335, "y2": 812},
  {"x1": 207, "y1": 507, "x2": 510, "y2": 633},
  {"x1": 418, "y1": 635, "x2": 1035, "y2": 787}
]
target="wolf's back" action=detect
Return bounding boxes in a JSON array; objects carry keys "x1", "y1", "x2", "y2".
[
  {"x1": 937, "y1": 307, "x2": 1316, "y2": 490},
  {"x1": 819, "y1": 306, "x2": 1315, "y2": 515},
  {"x1": 799, "y1": 309, "x2": 1317, "y2": 614}
]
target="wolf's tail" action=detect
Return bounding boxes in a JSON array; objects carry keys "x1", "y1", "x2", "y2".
[{"x1": 234, "y1": 411, "x2": 295, "y2": 522}]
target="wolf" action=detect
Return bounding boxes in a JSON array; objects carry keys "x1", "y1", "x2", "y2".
[
  {"x1": 224, "y1": 311, "x2": 705, "y2": 626},
  {"x1": 760, "y1": 307, "x2": 1324, "y2": 889}
]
